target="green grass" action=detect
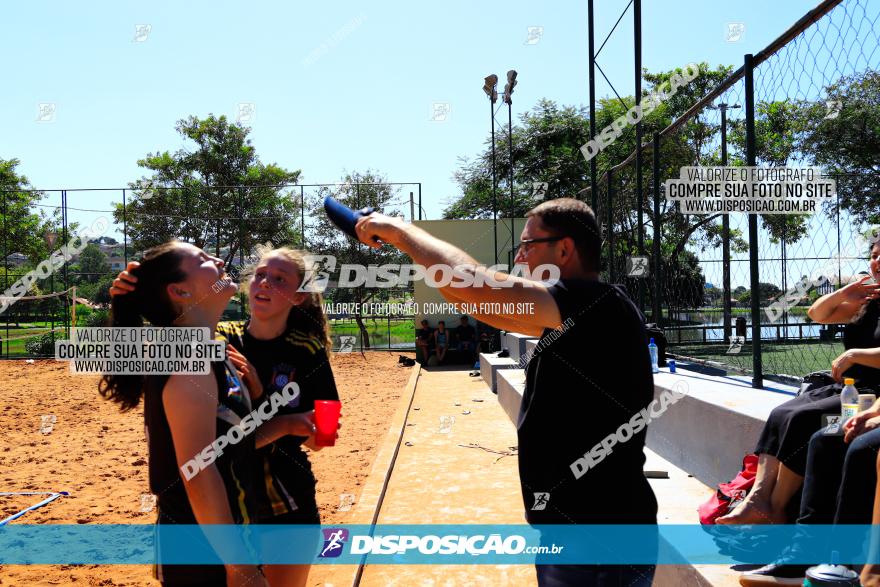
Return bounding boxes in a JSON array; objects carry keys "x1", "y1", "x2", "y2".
[
  {"x1": 672, "y1": 339, "x2": 844, "y2": 377},
  {"x1": 1, "y1": 327, "x2": 54, "y2": 356},
  {"x1": 328, "y1": 318, "x2": 415, "y2": 349}
]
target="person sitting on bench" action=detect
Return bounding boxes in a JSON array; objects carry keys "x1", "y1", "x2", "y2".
[
  {"x1": 415, "y1": 319, "x2": 433, "y2": 364},
  {"x1": 718, "y1": 247, "x2": 880, "y2": 525},
  {"x1": 434, "y1": 320, "x2": 449, "y2": 364},
  {"x1": 456, "y1": 315, "x2": 476, "y2": 362}
]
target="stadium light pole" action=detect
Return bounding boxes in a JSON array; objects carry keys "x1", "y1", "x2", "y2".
[
  {"x1": 484, "y1": 74, "x2": 499, "y2": 264},
  {"x1": 503, "y1": 70, "x2": 517, "y2": 267},
  {"x1": 709, "y1": 102, "x2": 741, "y2": 347}
]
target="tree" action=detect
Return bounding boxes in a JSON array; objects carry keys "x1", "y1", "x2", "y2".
[
  {"x1": 446, "y1": 64, "x2": 752, "y2": 309},
  {"x1": 0, "y1": 158, "x2": 63, "y2": 268},
  {"x1": 798, "y1": 70, "x2": 880, "y2": 224},
  {"x1": 113, "y1": 115, "x2": 302, "y2": 264},
  {"x1": 704, "y1": 284, "x2": 723, "y2": 306},
  {"x1": 736, "y1": 282, "x2": 782, "y2": 306},
  {"x1": 446, "y1": 99, "x2": 590, "y2": 219},
  {"x1": 74, "y1": 243, "x2": 110, "y2": 284},
  {"x1": 305, "y1": 170, "x2": 409, "y2": 348}
]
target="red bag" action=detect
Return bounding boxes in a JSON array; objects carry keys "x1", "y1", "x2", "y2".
[{"x1": 698, "y1": 454, "x2": 759, "y2": 525}]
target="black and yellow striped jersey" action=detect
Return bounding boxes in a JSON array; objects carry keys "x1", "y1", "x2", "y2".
[{"x1": 216, "y1": 320, "x2": 339, "y2": 520}]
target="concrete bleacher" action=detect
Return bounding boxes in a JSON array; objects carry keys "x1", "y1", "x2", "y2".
[
  {"x1": 484, "y1": 352, "x2": 800, "y2": 586},
  {"x1": 503, "y1": 331, "x2": 538, "y2": 363},
  {"x1": 649, "y1": 369, "x2": 797, "y2": 488},
  {"x1": 479, "y1": 352, "x2": 517, "y2": 393}
]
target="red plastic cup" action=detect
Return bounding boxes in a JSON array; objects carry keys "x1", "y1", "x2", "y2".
[{"x1": 314, "y1": 400, "x2": 341, "y2": 446}]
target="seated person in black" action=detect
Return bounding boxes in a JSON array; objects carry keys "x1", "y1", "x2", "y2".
[
  {"x1": 741, "y1": 400, "x2": 880, "y2": 584},
  {"x1": 415, "y1": 319, "x2": 434, "y2": 364},
  {"x1": 352, "y1": 198, "x2": 657, "y2": 587},
  {"x1": 456, "y1": 315, "x2": 477, "y2": 361},
  {"x1": 104, "y1": 243, "x2": 314, "y2": 587},
  {"x1": 719, "y1": 251, "x2": 880, "y2": 526}
]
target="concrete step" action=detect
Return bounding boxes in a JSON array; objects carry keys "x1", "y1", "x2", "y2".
[
  {"x1": 649, "y1": 367, "x2": 797, "y2": 488},
  {"x1": 497, "y1": 368, "x2": 526, "y2": 424},
  {"x1": 525, "y1": 339, "x2": 538, "y2": 358},
  {"x1": 503, "y1": 332, "x2": 538, "y2": 363},
  {"x1": 479, "y1": 351, "x2": 518, "y2": 393}
]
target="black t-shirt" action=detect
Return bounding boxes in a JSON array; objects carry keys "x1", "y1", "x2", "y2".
[
  {"x1": 144, "y1": 359, "x2": 256, "y2": 525},
  {"x1": 518, "y1": 279, "x2": 658, "y2": 524},
  {"x1": 457, "y1": 324, "x2": 476, "y2": 342},
  {"x1": 417, "y1": 327, "x2": 433, "y2": 342},
  {"x1": 843, "y1": 299, "x2": 880, "y2": 385},
  {"x1": 216, "y1": 321, "x2": 339, "y2": 521}
]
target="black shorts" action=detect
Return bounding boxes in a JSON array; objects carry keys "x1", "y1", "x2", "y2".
[{"x1": 754, "y1": 384, "x2": 842, "y2": 476}]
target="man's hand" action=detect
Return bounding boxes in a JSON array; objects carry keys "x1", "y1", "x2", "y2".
[
  {"x1": 832, "y1": 349, "x2": 862, "y2": 382},
  {"x1": 109, "y1": 261, "x2": 140, "y2": 297},
  {"x1": 355, "y1": 213, "x2": 407, "y2": 249},
  {"x1": 226, "y1": 345, "x2": 263, "y2": 400}
]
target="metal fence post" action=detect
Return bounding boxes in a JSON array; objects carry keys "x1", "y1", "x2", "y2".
[
  {"x1": 634, "y1": 0, "x2": 644, "y2": 312},
  {"x1": 62, "y1": 190, "x2": 69, "y2": 339},
  {"x1": 2, "y1": 189, "x2": 7, "y2": 358},
  {"x1": 588, "y1": 0, "x2": 598, "y2": 214},
  {"x1": 745, "y1": 53, "x2": 763, "y2": 389},
  {"x1": 721, "y1": 109, "x2": 732, "y2": 346},
  {"x1": 122, "y1": 188, "x2": 128, "y2": 265},
  {"x1": 652, "y1": 132, "x2": 662, "y2": 324},
  {"x1": 607, "y1": 169, "x2": 615, "y2": 283}
]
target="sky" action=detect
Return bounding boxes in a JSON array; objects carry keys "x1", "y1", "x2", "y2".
[{"x1": 1, "y1": 1, "x2": 819, "y2": 214}]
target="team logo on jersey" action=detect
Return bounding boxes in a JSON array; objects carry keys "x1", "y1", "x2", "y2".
[{"x1": 270, "y1": 364, "x2": 299, "y2": 407}]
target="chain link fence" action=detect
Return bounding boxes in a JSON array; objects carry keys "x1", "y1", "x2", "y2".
[
  {"x1": 596, "y1": 0, "x2": 879, "y2": 385},
  {"x1": 0, "y1": 183, "x2": 421, "y2": 358}
]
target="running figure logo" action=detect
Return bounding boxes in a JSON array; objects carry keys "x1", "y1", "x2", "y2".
[
  {"x1": 532, "y1": 182, "x2": 548, "y2": 199},
  {"x1": 39, "y1": 414, "x2": 57, "y2": 434},
  {"x1": 824, "y1": 100, "x2": 842, "y2": 120},
  {"x1": 532, "y1": 492, "x2": 550, "y2": 511},
  {"x1": 524, "y1": 26, "x2": 544, "y2": 45},
  {"x1": 822, "y1": 414, "x2": 843, "y2": 435},
  {"x1": 626, "y1": 256, "x2": 649, "y2": 278},
  {"x1": 338, "y1": 336, "x2": 356, "y2": 353},
  {"x1": 727, "y1": 335, "x2": 745, "y2": 355},
  {"x1": 298, "y1": 255, "x2": 337, "y2": 293},
  {"x1": 726, "y1": 22, "x2": 745, "y2": 43},
  {"x1": 319, "y1": 528, "x2": 349, "y2": 558}
]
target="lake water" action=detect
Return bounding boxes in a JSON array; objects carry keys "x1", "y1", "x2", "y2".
[{"x1": 665, "y1": 311, "x2": 826, "y2": 343}]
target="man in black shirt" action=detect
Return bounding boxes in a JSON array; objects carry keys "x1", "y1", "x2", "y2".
[
  {"x1": 354, "y1": 198, "x2": 658, "y2": 586},
  {"x1": 456, "y1": 315, "x2": 477, "y2": 362}
]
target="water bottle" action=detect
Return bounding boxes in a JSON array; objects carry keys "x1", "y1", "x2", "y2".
[
  {"x1": 648, "y1": 338, "x2": 659, "y2": 374},
  {"x1": 841, "y1": 378, "x2": 859, "y2": 426}
]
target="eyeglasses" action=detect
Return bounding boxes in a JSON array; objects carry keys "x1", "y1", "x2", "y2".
[{"x1": 515, "y1": 236, "x2": 566, "y2": 255}]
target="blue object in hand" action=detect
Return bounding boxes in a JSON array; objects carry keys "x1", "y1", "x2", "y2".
[{"x1": 323, "y1": 196, "x2": 376, "y2": 241}]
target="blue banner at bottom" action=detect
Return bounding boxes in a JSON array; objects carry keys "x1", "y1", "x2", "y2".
[{"x1": 1, "y1": 524, "x2": 879, "y2": 565}]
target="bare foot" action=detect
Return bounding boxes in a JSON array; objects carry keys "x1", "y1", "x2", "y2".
[
  {"x1": 716, "y1": 496, "x2": 783, "y2": 525},
  {"x1": 862, "y1": 564, "x2": 880, "y2": 587}
]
